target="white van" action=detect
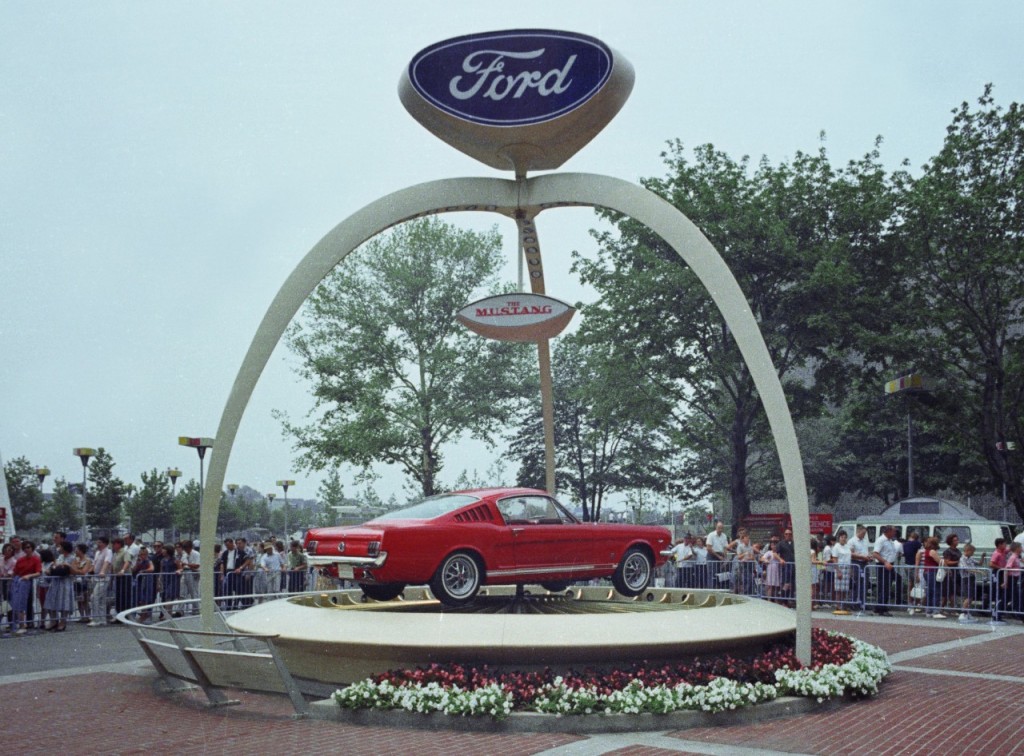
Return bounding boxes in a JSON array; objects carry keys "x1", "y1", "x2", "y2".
[{"x1": 833, "y1": 497, "x2": 1016, "y2": 561}]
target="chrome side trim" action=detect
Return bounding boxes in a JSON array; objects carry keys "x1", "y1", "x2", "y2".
[{"x1": 487, "y1": 564, "x2": 614, "y2": 578}]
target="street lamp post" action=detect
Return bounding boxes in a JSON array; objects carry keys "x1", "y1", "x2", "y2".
[
  {"x1": 885, "y1": 374, "x2": 930, "y2": 498},
  {"x1": 166, "y1": 468, "x2": 182, "y2": 544},
  {"x1": 998, "y1": 441, "x2": 1018, "y2": 521},
  {"x1": 72, "y1": 449, "x2": 95, "y2": 542},
  {"x1": 178, "y1": 437, "x2": 214, "y2": 541},
  {"x1": 166, "y1": 468, "x2": 182, "y2": 496},
  {"x1": 267, "y1": 492, "x2": 276, "y2": 533},
  {"x1": 276, "y1": 480, "x2": 295, "y2": 540}
]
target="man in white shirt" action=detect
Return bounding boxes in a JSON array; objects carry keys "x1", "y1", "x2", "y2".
[
  {"x1": 848, "y1": 525, "x2": 872, "y2": 610},
  {"x1": 706, "y1": 521, "x2": 731, "y2": 589},
  {"x1": 667, "y1": 534, "x2": 695, "y2": 588},
  {"x1": 124, "y1": 532, "x2": 141, "y2": 567},
  {"x1": 88, "y1": 536, "x2": 112, "y2": 626},
  {"x1": 179, "y1": 540, "x2": 201, "y2": 615},
  {"x1": 871, "y1": 525, "x2": 902, "y2": 616}
]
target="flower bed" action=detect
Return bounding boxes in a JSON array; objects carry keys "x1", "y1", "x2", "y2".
[{"x1": 333, "y1": 628, "x2": 889, "y2": 720}]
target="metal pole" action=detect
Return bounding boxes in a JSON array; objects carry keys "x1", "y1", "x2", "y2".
[
  {"x1": 907, "y1": 410, "x2": 914, "y2": 498},
  {"x1": 516, "y1": 209, "x2": 557, "y2": 496}
]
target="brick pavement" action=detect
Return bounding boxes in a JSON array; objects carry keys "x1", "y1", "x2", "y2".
[{"x1": 2, "y1": 614, "x2": 1023, "y2": 755}]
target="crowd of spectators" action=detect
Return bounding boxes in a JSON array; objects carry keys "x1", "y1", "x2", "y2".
[
  {"x1": 0, "y1": 531, "x2": 312, "y2": 635},
  {"x1": 662, "y1": 521, "x2": 1024, "y2": 623}
]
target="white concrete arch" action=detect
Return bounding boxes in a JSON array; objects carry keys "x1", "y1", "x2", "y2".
[{"x1": 198, "y1": 172, "x2": 812, "y2": 662}]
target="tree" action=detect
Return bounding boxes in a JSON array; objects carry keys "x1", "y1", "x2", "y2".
[
  {"x1": 574, "y1": 140, "x2": 896, "y2": 522},
  {"x1": 39, "y1": 478, "x2": 81, "y2": 533},
  {"x1": 87, "y1": 448, "x2": 132, "y2": 534},
  {"x1": 279, "y1": 217, "x2": 532, "y2": 496},
  {"x1": 3, "y1": 456, "x2": 45, "y2": 528},
  {"x1": 509, "y1": 338, "x2": 676, "y2": 522},
  {"x1": 315, "y1": 468, "x2": 348, "y2": 527},
  {"x1": 219, "y1": 491, "x2": 246, "y2": 534},
  {"x1": 896, "y1": 86, "x2": 1024, "y2": 517},
  {"x1": 124, "y1": 469, "x2": 173, "y2": 539},
  {"x1": 171, "y1": 479, "x2": 200, "y2": 541}
]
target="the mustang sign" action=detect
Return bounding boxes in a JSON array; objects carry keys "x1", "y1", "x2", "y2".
[{"x1": 304, "y1": 487, "x2": 672, "y2": 605}]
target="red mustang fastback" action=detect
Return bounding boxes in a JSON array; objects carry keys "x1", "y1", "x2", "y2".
[{"x1": 304, "y1": 487, "x2": 672, "y2": 605}]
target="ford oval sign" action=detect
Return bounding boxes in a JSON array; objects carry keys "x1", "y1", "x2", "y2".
[
  {"x1": 409, "y1": 29, "x2": 612, "y2": 127},
  {"x1": 399, "y1": 29, "x2": 634, "y2": 173},
  {"x1": 457, "y1": 293, "x2": 576, "y2": 342}
]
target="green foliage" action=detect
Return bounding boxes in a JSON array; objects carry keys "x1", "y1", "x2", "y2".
[
  {"x1": 38, "y1": 478, "x2": 81, "y2": 533},
  {"x1": 575, "y1": 140, "x2": 896, "y2": 520},
  {"x1": 894, "y1": 85, "x2": 1024, "y2": 514},
  {"x1": 86, "y1": 448, "x2": 132, "y2": 534},
  {"x1": 279, "y1": 217, "x2": 533, "y2": 496},
  {"x1": 315, "y1": 468, "x2": 347, "y2": 526},
  {"x1": 509, "y1": 338, "x2": 677, "y2": 522},
  {"x1": 171, "y1": 479, "x2": 200, "y2": 540},
  {"x1": 3, "y1": 456, "x2": 45, "y2": 527},
  {"x1": 125, "y1": 468, "x2": 173, "y2": 538}
]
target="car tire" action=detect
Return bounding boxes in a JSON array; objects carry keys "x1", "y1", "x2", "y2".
[
  {"x1": 540, "y1": 582, "x2": 571, "y2": 592},
  {"x1": 360, "y1": 583, "x2": 406, "y2": 602},
  {"x1": 612, "y1": 547, "x2": 653, "y2": 596},
  {"x1": 430, "y1": 551, "x2": 482, "y2": 606}
]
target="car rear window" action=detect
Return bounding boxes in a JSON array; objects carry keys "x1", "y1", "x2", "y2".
[{"x1": 372, "y1": 493, "x2": 480, "y2": 521}]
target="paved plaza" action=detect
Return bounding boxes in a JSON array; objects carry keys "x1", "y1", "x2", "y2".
[{"x1": 2, "y1": 613, "x2": 1023, "y2": 755}]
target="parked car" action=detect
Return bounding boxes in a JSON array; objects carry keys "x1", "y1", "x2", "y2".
[{"x1": 304, "y1": 487, "x2": 673, "y2": 605}]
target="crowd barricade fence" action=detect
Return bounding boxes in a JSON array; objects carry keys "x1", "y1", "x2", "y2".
[
  {"x1": 992, "y1": 567, "x2": 1024, "y2": 624},
  {"x1": 1, "y1": 568, "x2": 323, "y2": 629}
]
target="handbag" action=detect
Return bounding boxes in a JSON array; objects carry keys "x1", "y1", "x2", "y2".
[
  {"x1": 910, "y1": 583, "x2": 925, "y2": 599},
  {"x1": 935, "y1": 567, "x2": 947, "y2": 583}
]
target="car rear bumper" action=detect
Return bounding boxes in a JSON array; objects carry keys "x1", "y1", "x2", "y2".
[{"x1": 306, "y1": 553, "x2": 388, "y2": 569}]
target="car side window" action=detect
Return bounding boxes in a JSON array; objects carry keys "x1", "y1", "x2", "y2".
[
  {"x1": 497, "y1": 497, "x2": 530, "y2": 524},
  {"x1": 497, "y1": 496, "x2": 566, "y2": 525}
]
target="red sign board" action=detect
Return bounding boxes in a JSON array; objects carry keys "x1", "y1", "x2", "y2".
[{"x1": 741, "y1": 513, "x2": 833, "y2": 541}]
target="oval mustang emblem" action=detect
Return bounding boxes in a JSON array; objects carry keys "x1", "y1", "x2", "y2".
[
  {"x1": 408, "y1": 29, "x2": 613, "y2": 127},
  {"x1": 457, "y1": 293, "x2": 575, "y2": 342}
]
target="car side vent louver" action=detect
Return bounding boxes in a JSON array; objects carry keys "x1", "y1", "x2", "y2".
[{"x1": 454, "y1": 505, "x2": 494, "y2": 523}]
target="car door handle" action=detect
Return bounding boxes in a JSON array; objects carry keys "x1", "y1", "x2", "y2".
[{"x1": 512, "y1": 528, "x2": 525, "y2": 535}]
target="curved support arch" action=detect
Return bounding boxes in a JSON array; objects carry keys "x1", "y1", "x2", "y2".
[{"x1": 198, "y1": 172, "x2": 812, "y2": 663}]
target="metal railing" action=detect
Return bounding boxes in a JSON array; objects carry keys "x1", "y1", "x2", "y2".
[
  {"x1": 656, "y1": 560, "x2": 1022, "y2": 623},
  {"x1": 1, "y1": 568, "x2": 324, "y2": 631}
]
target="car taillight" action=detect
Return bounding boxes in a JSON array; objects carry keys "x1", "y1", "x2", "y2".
[
  {"x1": 367, "y1": 540, "x2": 381, "y2": 557},
  {"x1": 306, "y1": 540, "x2": 318, "y2": 554}
]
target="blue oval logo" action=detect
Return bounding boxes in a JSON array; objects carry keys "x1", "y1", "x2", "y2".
[{"x1": 408, "y1": 29, "x2": 613, "y2": 127}]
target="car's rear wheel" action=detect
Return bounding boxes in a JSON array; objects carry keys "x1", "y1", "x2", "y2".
[
  {"x1": 612, "y1": 547, "x2": 653, "y2": 596},
  {"x1": 430, "y1": 551, "x2": 481, "y2": 606},
  {"x1": 360, "y1": 583, "x2": 406, "y2": 602},
  {"x1": 540, "y1": 581, "x2": 571, "y2": 592}
]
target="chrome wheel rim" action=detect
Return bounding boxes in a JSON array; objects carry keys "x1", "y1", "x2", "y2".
[
  {"x1": 442, "y1": 555, "x2": 479, "y2": 599},
  {"x1": 623, "y1": 552, "x2": 650, "y2": 591}
]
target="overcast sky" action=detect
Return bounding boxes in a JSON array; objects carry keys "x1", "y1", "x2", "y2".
[{"x1": 2, "y1": 2, "x2": 1023, "y2": 507}]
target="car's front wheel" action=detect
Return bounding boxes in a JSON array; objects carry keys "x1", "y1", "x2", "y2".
[
  {"x1": 430, "y1": 551, "x2": 482, "y2": 606},
  {"x1": 612, "y1": 547, "x2": 653, "y2": 596},
  {"x1": 360, "y1": 583, "x2": 406, "y2": 602}
]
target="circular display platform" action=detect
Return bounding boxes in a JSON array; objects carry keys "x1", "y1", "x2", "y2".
[{"x1": 226, "y1": 585, "x2": 796, "y2": 687}]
